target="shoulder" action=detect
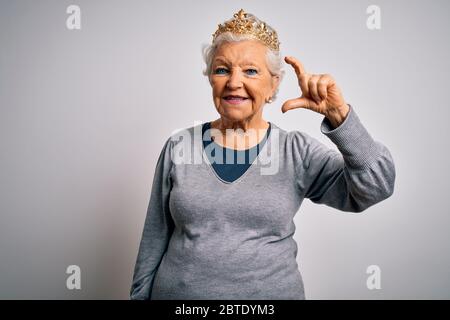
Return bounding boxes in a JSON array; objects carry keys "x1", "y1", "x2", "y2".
[
  {"x1": 156, "y1": 122, "x2": 208, "y2": 166},
  {"x1": 271, "y1": 122, "x2": 335, "y2": 170},
  {"x1": 159, "y1": 123, "x2": 204, "y2": 151},
  {"x1": 271, "y1": 122, "x2": 322, "y2": 153}
]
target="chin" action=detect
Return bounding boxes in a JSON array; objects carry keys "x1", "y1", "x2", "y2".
[{"x1": 219, "y1": 107, "x2": 251, "y2": 119}]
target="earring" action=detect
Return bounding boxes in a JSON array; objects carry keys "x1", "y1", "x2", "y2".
[{"x1": 266, "y1": 97, "x2": 273, "y2": 103}]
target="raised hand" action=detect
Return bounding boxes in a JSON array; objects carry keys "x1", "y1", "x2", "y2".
[{"x1": 281, "y1": 56, "x2": 350, "y2": 128}]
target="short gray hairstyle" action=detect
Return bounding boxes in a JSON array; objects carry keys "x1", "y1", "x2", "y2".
[{"x1": 202, "y1": 14, "x2": 284, "y2": 101}]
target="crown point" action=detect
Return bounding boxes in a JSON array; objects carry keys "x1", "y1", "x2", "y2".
[{"x1": 212, "y1": 9, "x2": 280, "y2": 51}]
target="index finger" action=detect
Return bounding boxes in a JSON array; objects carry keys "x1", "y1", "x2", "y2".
[{"x1": 285, "y1": 56, "x2": 306, "y2": 76}]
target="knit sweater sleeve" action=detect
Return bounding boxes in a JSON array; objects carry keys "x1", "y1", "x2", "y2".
[
  {"x1": 130, "y1": 137, "x2": 175, "y2": 300},
  {"x1": 294, "y1": 104, "x2": 396, "y2": 213}
]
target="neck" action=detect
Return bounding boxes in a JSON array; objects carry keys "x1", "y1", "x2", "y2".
[
  {"x1": 210, "y1": 114, "x2": 270, "y2": 150},
  {"x1": 211, "y1": 109, "x2": 269, "y2": 132}
]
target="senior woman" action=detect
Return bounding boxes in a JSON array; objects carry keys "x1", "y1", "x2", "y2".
[{"x1": 130, "y1": 9, "x2": 395, "y2": 300}]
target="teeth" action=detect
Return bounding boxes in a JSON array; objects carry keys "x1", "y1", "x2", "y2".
[{"x1": 226, "y1": 97, "x2": 246, "y2": 100}]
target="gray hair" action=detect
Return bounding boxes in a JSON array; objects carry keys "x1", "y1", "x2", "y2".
[{"x1": 202, "y1": 14, "x2": 284, "y2": 101}]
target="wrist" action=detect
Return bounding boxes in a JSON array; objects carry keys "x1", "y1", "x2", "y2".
[{"x1": 326, "y1": 103, "x2": 350, "y2": 129}]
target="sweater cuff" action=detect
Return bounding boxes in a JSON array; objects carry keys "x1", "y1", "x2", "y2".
[{"x1": 320, "y1": 104, "x2": 380, "y2": 170}]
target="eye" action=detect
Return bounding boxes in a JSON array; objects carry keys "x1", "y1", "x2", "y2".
[
  {"x1": 214, "y1": 67, "x2": 228, "y2": 74},
  {"x1": 245, "y1": 69, "x2": 258, "y2": 75}
]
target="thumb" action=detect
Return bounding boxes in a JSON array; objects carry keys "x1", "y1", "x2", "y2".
[{"x1": 281, "y1": 97, "x2": 313, "y2": 113}]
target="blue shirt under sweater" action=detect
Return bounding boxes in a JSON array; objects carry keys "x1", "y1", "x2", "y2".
[{"x1": 202, "y1": 121, "x2": 271, "y2": 183}]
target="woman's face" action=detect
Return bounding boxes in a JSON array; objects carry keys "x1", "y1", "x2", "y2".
[{"x1": 210, "y1": 40, "x2": 280, "y2": 124}]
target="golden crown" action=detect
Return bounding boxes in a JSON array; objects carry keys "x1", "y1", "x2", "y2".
[{"x1": 212, "y1": 9, "x2": 280, "y2": 51}]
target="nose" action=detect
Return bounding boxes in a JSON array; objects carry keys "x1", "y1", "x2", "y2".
[{"x1": 226, "y1": 68, "x2": 243, "y2": 90}]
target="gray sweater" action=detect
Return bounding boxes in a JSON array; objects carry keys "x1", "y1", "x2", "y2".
[{"x1": 130, "y1": 104, "x2": 396, "y2": 300}]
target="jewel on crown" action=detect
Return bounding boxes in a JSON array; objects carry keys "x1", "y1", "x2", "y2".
[{"x1": 212, "y1": 9, "x2": 280, "y2": 51}]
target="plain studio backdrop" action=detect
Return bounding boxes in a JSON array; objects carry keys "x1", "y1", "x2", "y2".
[{"x1": 0, "y1": 0, "x2": 448, "y2": 299}]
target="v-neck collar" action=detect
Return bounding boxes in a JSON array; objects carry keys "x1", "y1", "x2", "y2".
[{"x1": 198, "y1": 122, "x2": 276, "y2": 185}]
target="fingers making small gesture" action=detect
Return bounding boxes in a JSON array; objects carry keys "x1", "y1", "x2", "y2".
[{"x1": 282, "y1": 56, "x2": 350, "y2": 128}]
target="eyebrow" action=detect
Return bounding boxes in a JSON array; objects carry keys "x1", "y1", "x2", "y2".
[{"x1": 212, "y1": 57, "x2": 259, "y2": 66}]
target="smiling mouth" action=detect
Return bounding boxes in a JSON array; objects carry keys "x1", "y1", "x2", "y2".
[
  {"x1": 223, "y1": 95, "x2": 249, "y2": 101},
  {"x1": 222, "y1": 96, "x2": 249, "y2": 105}
]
